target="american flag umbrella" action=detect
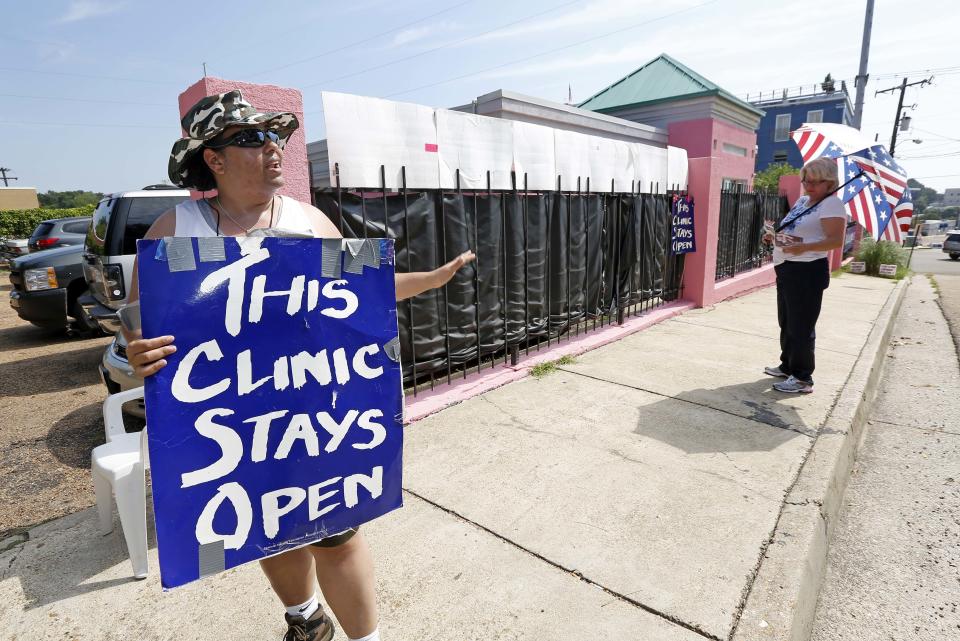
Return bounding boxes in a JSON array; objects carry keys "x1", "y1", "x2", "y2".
[{"x1": 792, "y1": 123, "x2": 913, "y2": 242}]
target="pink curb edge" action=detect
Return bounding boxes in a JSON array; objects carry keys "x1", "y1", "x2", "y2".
[{"x1": 402, "y1": 300, "x2": 696, "y2": 424}]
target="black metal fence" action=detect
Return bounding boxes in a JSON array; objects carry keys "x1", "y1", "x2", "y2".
[
  {"x1": 315, "y1": 166, "x2": 685, "y2": 394},
  {"x1": 715, "y1": 188, "x2": 789, "y2": 281}
]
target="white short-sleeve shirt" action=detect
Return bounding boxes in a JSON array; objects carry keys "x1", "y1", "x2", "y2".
[{"x1": 773, "y1": 194, "x2": 848, "y2": 265}]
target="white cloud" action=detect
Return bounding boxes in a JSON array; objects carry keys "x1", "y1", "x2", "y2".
[
  {"x1": 392, "y1": 21, "x2": 460, "y2": 47},
  {"x1": 57, "y1": 1, "x2": 124, "y2": 23}
]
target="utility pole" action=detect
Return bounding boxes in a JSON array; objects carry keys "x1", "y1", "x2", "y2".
[
  {"x1": 875, "y1": 77, "x2": 931, "y2": 156},
  {"x1": 0, "y1": 167, "x2": 18, "y2": 187},
  {"x1": 852, "y1": 0, "x2": 874, "y2": 129}
]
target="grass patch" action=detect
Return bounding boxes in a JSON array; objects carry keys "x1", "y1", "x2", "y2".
[
  {"x1": 530, "y1": 354, "x2": 576, "y2": 378},
  {"x1": 926, "y1": 273, "x2": 941, "y2": 295}
]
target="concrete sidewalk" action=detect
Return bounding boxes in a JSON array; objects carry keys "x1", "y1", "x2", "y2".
[{"x1": 0, "y1": 273, "x2": 902, "y2": 641}]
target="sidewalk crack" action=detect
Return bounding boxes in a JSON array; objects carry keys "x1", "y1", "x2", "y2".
[
  {"x1": 403, "y1": 488, "x2": 723, "y2": 641},
  {"x1": 870, "y1": 419, "x2": 960, "y2": 437}
]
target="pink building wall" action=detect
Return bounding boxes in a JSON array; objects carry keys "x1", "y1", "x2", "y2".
[{"x1": 177, "y1": 77, "x2": 310, "y2": 203}]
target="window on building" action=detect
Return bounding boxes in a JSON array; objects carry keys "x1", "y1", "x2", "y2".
[
  {"x1": 722, "y1": 178, "x2": 748, "y2": 191},
  {"x1": 773, "y1": 151, "x2": 788, "y2": 164},
  {"x1": 774, "y1": 114, "x2": 791, "y2": 142},
  {"x1": 722, "y1": 142, "x2": 747, "y2": 157},
  {"x1": 806, "y1": 109, "x2": 824, "y2": 123}
]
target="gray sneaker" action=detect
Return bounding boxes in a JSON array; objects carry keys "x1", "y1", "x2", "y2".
[
  {"x1": 773, "y1": 375, "x2": 813, "y2": 394},
  {"x1": 283, "y1": 607, "x2": 335, "y2": 641},
  {"x1": 763, "y1": 365, "x2": 789, "y2": 378}
]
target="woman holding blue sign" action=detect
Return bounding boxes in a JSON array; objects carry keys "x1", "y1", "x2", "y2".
[
  {"x1": 762, "y1": 157, "x2": 846, "y2": 394},
  {"x1": 125, "y1": 91, "x2": 474, "y2": 641}
]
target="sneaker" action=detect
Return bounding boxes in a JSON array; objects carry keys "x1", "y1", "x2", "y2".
[
  {"x1": 284, "y1": 607, "x2": 335, "y2": 641},
  {"x1": 763, "y1": 365, "x2": 789, "y2": 378},
  {"x1": 773, "y1": 375, "x2": 814, "y2": 394}
]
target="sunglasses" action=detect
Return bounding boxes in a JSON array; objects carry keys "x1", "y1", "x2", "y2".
[
  {"x1": 206, "y1": 128, "x2": 282, "y2": 149},
  {"x1": 801, "y1": 178, "x2": 827, "y2": 185}
]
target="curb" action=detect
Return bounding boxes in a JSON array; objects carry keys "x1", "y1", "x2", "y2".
[{"x1": 732, "y1": 277, "x2": 909, "y2": 641}]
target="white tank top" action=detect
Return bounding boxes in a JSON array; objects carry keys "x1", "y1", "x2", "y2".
[{"x1": 173, "y1": 196, "x2": 316, "y2": 238}]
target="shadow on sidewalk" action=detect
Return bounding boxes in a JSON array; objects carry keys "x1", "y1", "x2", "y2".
[
  {"x1": 8, "y1": 498, "x2": 159, "y2": 611},
  {"x1": 634, "y1": 377, "x2": 815, "y2": 455}
]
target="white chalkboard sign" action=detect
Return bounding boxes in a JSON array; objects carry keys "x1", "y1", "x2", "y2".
[
  {"x1": 878, "y1": 263, "x2": 898, "y2": 277},
  {"x1": 849, "y1": 261, "x2": 866, "y2": 274}
]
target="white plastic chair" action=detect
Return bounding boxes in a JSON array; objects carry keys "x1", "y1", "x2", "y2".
[{"x1": 91, "y1": 387, "x2": 150, "y2": 579}]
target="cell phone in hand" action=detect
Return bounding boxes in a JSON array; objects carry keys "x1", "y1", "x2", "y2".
[{"x1": 775, "y1": 233, "x2": 803, "y2": 247}]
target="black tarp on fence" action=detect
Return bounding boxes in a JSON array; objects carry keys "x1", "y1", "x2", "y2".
[
  {"x1": 315, "y1": 187, "x2": 684, "y2": 389},
  {"x1": 715, "y1": 189, "x2": 789, "y2": 281}
]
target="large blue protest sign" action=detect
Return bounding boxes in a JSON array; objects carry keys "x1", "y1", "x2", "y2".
[
  {"x1": 137, "y1": 236, "x2": 403, "y2": 589},
  {"x1": 670, "y1": 196, "x2": 696, "y2": 255}
]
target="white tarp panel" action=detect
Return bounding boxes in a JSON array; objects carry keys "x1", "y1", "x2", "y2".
[
  {"x1": 321, "y1": 92, "x2": 438, "y2": 190},
  {"x1": 588, "y1": 137, "x2": 636, "y2": 193},
  {"x1": 436, "y1": 110, "x2": 513, "y2": 190},
  {"x1": 667, "y1": 146, "x2": 689, "y2": 190},
  {"x1": 631, "y1": 145, "x2": 669, "y2": 192},
  {"x1": 511, "y1": 120, "x2": 556, "y2": 191},
  {"x1": 554, "y1": 129, "x2": 592, "y2": 188},
  {"x1": 321, "y1": 92, "x2": 685, "y2": 194}
]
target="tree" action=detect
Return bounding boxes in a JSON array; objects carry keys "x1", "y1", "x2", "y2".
[
  {"x1": 753, "y1": 163, "x2": 799, "y2": 192},
  {"x1": 906, "y1": 178, "x2": 940, "y2": 215},
  {"x1": 37, "y1": 190, "x2": 103, "y2": 209}
]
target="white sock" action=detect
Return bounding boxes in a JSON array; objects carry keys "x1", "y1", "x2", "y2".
[
  {"x1": 348, "y1": 629, "x2": 381, "y2": 641},
  {"x1": 285, "y1": 594, "x2": 319, "y2": 620}
]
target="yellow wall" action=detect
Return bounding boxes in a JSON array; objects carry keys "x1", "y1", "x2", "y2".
[{"x1": 0, "y1": 188, "x2": 40, "y2": 210}]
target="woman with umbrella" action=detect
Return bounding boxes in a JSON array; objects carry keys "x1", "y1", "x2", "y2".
[{"x1": 763, "y1": 156, "x2": 847, "y2": 394}]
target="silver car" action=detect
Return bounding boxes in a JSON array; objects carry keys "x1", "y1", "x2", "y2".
[
  {"x1": 82, "y1": 185, "x2": 190, "y2": 415},
  {"x1": 943, "y1": 231, "x2": 960, "y2": 260},
  {"x1": 100, "y1": 330, "x2": 145, "y2": 417},
  {"x1": 81, "y1": 186, "x2": 190, "y2": 333}
]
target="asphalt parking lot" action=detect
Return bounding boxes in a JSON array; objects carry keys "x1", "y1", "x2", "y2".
[{"x1": 0, "y1": 277, "x2": 119, "y2": 543}]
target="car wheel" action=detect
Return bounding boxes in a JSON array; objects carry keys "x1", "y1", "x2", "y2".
[{"x1": 950, "y1": 253, "x2": 959, "y2": 261}]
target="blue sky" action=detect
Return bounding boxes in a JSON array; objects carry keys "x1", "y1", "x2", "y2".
[{"x1": 1, "y1": 0, "x2": 958, "y2": 194}]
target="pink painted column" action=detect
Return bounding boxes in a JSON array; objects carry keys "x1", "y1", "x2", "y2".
[
  {"x1": 668, "y1": 118, "x2": 758, "y2": 307},
  {"x1": 679, "y1": 157, "x2": 721, "y2": 306},
  {"x1": 177, "y1": 77, "x2": 309, "y2": 203}
]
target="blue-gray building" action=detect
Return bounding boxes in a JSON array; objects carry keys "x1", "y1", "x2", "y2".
[{"x1": 749, "y1": 77, "x2": 854, "y2": 171}]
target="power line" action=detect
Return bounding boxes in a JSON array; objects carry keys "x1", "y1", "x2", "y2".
[
  {"x1": 243, "y1": 0, "x2": 475, "y2": 79},
  {"x1": 0, "y1": 92, "x2": 169, "y2": 107},
  {"x1": 381, "y1": 0, "x2": 720, "y2": 99},
  {"x1": 0, "y1": 120, "x2": 170, "y2": 129},
  {"x1": 913, "y1": 127, "x2": 960, "y2": 143},
  {"x1": 0, "y1": 66, "x2": 182, "y2": 85},
  {"x1": 300, "y1": 0, "x2": 584, "y2": 90},
  {"x1": 897, "y1": 151, "x2": 960, "y2": 160}
]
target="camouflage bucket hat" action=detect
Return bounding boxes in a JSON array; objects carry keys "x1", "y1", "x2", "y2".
[{"x1": 168, "y1": 90, "x2": 299, "y2": 189}]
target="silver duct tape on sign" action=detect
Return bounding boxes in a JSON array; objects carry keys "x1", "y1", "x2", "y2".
[
  {"x1": 197, "y1": 540, "x2": 225, "y2": 577},
  {"x1": 164, "y1": 237, "x2": 197, "y2": 272}
]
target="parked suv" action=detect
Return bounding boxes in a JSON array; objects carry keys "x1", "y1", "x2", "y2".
[
  {"x1": 943, "y1": 231, "x2": 960, "y2": 260},
  {"x1": 81, "y1": 185, "x2": 190, "y2": 416},
  {"x1": 81, "y1": 186, "x2": 190, "y2": 333},
  {"x1": 28, "y1": 216, "x2": 92, "y2": 252}
]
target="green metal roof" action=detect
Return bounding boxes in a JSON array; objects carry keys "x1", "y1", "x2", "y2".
[{"x1": 578, "y1": 53, "x2": 762, "y2": 116}]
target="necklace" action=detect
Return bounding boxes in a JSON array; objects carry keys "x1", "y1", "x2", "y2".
[{"x1": 214, "y1": 196, "x2": 275, "y2": 235}]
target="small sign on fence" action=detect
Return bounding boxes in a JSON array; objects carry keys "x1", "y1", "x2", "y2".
[
  {"x1": 138, "y1": 237, "x2": 403, "y2": 590},
  {"x1": 878, "y1": 263, "x2": 898, "y2": 277},
  {"x1": 849, "y1": 261, "x2": 866, "y2": 274},
  {"x1": 670, "y1": 195, "x2": 695, "y2": 255}
]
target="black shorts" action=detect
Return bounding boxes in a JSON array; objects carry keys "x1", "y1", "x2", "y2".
[{"x1": 310, "y1": 527, "x2": 359, "y2": 548}]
